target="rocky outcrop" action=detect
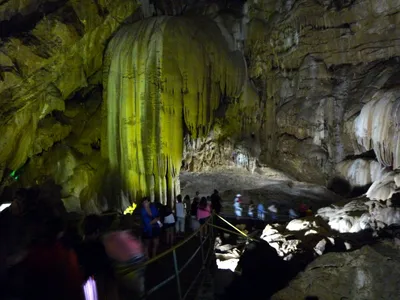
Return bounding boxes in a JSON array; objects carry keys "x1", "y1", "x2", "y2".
[
  {"x1": 0, "y1": 0, "x2": 140, "y2": 195},
  {"x1": 260, "y1": 217, "x2": 356, "y2": 264},
  {"x1": 246, "y1": 0, "x2": 400, "y2": 190},
  {"x1": 317, "y1": 195, "x2": 400, "y2": 233},
  {"x1": 272, "y1": 242, "x2": 400, "y2": 300}
]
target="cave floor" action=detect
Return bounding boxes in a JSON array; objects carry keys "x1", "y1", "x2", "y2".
[{"x1": 180, "y1": 168, "x2": 341, "y2": 212}]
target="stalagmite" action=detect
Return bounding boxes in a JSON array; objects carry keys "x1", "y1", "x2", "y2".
[
  {"x1": 366, "y1": 170, "x2": 400, "y2": 200},
  {"x1": 102, "y1": 16, "x2": 250, "y2": 205},
  {"x1": 354, "y1": 90, "x2": 400, "y2": 169}
]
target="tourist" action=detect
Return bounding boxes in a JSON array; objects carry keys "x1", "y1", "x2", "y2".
[
  {"x1": 306, "y1": 206, "x2": 313, "y2": 216},
  {"x1": 163, "y1": 205, "x2": 175, "y2": 247},
  {"x1": 183, "y1": 194, "x2": 191, "y2": 215},
  {"x1": 22, "y1": 205, "x2": 84, "y2": 300},
  {"x1": 234, "y1": 194, "x2": 242, "y2": 218},
  {"x1": 79, "y1": 214, "x2": 118, "y2": 300},
  {"x1": 175, "y1": 195, "x2": 186, "y2": 237},
  {"x1": 140, "y1": 197, "x2": 161, "y2": 258},
  {"x1": 248, "y1": 200, "x2": 255, "y2": 218},
  {"x1": 190, "y1": 196, "x2": 200, "y2": 231},
  {"x1": 102, "y1": 230, "x2": 146, "y2": 299},
  {"x1": 211, "y1": 189, "x2": 222, "y2": 214},
  {"x1": 268, "y1": 204, "x2": 278, "y2": 221},
  {"x1": 299, "y1": 203, "x2": 307, "y2": 218},
  {"x1": 197, "y1": 197, "x2": 211, "y2": 238},
  {"x1": 193, "y1": 191, "x2": 200, "y2": 204},
  {"x1": 79, "y1": 215, "x2": 111, "y2": 279},
  {"x1": 288, "y1": 208, "x2": 299, "y2": 220},
  {"x1": 257, "y1": 202, "x2": 265, "y2": 220}
]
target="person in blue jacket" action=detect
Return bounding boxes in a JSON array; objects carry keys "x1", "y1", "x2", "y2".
[{"x1": 140, "y1": 197, "x2": 161, "y2": 258}]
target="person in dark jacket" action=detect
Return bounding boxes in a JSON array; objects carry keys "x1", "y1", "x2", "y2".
[
  {"x1": 22, "y1": 212, "x2": 84, "y2": 300},
  {"x1": 210, "y1": 189, "x2": 222, "y2": 214}
]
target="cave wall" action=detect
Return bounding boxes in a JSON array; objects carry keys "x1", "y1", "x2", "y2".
[
  {"x1": 245, "y1": 0, "x2": 400, "y2": 188},
  {"x1": 0, "y1": 0, "x2": 141, "y2": 209},
  {"x1": 0, "y1": 0, "x2": 259, "y2": 211},
  {"x1": 2, "y1": 0, "x2": 400, "y2": 211}
]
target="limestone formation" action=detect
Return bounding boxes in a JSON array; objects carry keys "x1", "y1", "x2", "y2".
[
  {"x1": 272, "y1": 243, "x2": 400, "y2": 300},
  {"x1": 246, "y1": 0, "x2": 400, "y2": 189},
  {"x1": 317, "y1": 195, "x2": 400, "y2": 233},
  {"x1": 1, "y1": 0, "x2": 400, "y2": 210},
  {"x1": 102, "y1": 16, "x2": 259, "y2": 204},
  {"x1": 336, "y1": 158, "x2": 389, "y2": 188},
  {"x1": 0, "y1": 0, "x2": 140, "y2": 196}
]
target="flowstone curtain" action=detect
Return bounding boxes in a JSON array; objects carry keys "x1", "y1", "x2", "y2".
[{"x1": 102, "y1": 16, "x2": 247, "y2": 204}]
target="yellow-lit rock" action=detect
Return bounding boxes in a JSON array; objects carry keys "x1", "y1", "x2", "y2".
[
  {"x1": 102, "y1": 16, "x2": 257, "y2": 204},
  {"x1": 0, "y1": 0, "x2": 139, "y2": 184}
]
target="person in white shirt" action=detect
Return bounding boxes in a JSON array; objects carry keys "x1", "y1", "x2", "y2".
[
  {"x1": 234, "y1": 194, "x2": 242, "y2": 218},
  {"x1": 175, "y1": 195, "x2": 186, "y2": 236}
]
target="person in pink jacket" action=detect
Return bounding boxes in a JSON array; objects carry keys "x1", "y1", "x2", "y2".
[{"x1": 197, "y1": 197, "x2": 211, "y2": 238}]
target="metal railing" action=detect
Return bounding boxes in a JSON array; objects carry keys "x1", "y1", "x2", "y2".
[{"x1": 121, "y1": 215, "x2": 215, "y2": 300}]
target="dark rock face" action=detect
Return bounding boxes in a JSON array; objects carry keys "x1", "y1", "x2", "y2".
[
  {"x1": 272, "y1": 242, "x2": 400, "y2": 300},
  {"x1": 222, "y1": 240, "x2": 298, "y2": 300}
]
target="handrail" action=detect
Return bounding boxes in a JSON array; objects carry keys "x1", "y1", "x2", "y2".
[
  {"x1": 215, "y1": 213, "x2": 249, "y2": 238},
  {"x1": 209, "y1": 223, "x2": 259, "y2": 242},
  {"x1": 119, "y1": 212, "x2": 277, "y2": 299},
  {"x1": 118, "y1": 214, "x2": 215, "y2": 299}
]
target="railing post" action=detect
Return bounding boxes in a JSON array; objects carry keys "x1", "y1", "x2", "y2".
[
  {"x1": 199, "y1": 231, "x2": 205, "y2": 268},
  {"x1": 211, "y1": 215, "x2": 214, "y2": 239},
  {"x1": 173, "y1": 249, "x2": 182, "y2": 300}
]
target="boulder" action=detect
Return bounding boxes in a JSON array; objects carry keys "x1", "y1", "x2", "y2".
[
  {"x1": 272, "y1": 242, "x2": 400, "y2": 300},
  {"x1": 317, "y1": 196, "x2": 400, "y2": 233}
]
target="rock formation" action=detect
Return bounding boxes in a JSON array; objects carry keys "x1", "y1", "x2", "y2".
[
  {"x1": 247, "y1": 0, "x2": 400, "y2": 193},
  {"x1": 272, "y1": 241, "x2": 400, "y2": 300},
  {"x1": 102, "y1": 16, "x2": 259, "y2": 204},
  {"x1": 1, "y1": 0, "x2": 400, "y2": 210}
]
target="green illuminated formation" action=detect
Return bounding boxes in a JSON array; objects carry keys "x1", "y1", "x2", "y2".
[{"x1": 102, "y1": 16, "x2": 256, "y2": 204}]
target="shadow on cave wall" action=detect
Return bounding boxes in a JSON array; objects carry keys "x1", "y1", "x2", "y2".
[{"x1": 327, "y1": 176, "x2": 371, "y2": 198}]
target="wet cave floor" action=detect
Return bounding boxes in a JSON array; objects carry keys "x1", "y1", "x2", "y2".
[{"x1": 180, "y1": 168, "x2": 341, "y2": 212}]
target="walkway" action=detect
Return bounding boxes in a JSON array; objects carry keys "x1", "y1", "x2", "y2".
[
  {"x1": 134, "y1": 218, "x2": 215, "y2": 300},
  {"x1": 127, "y1": 210, "x2": 280, "y2": 300}
]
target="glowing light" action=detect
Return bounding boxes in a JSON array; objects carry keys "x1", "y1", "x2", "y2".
[
  {"x1": 0, "y1": 203, "x2": 11, "y2": 212},
  {"x1": 83, "y1": 277, "x2": 98, "y2": 300},
  {"x1": 123, "y1": 202, "x2": 137, "y2": 215}
]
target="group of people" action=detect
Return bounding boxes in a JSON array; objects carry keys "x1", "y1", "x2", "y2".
[
  {"x1": 1, "y1": 184, "x2": 147, "y2": 300},
  {"x1": 139, "y1": 189, "x2": 223, "y2": 259},
  {"x1": 1, "y1": 183, "x2": 225, "y2": 300},
  {"x1": 233, "y1": 194, "x2": 313, "y2": 221}
]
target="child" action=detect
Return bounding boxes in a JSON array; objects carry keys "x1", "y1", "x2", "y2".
[{"x1": 163, "y1": 206, "x2": 175, "y2": 247}]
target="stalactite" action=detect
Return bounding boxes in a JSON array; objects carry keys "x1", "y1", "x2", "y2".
[
  {"x1": 336, "y1": 158, "x2": 389, "y2": 187},
  {"x1": 354, "y1": 91, "x2": 400, "y2": 169},
  {"x1": 102, "y1": 16, "x2": 248, "y2": 205}
]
